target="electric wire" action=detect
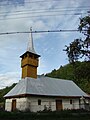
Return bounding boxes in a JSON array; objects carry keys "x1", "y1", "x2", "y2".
[
  {"x1": 0, "y1": 1, "x2": 89, "y2": 20},
  {"x1": 0, "y1": 4, "x2": 89, "y2": 20},
  {"x1": 0, "y1": 29, "x2": 88, "y2": 36},
  {"x1": 0, "y1": 0, "x2": 88, "y2": 7},
  {"x1": 0, "y1": 6, "x2": 90, "y2": 14},
  {"x1": 0, "y1": 12, "x2": 88, "y2": 21},
  {"x1": 0, "y1": 0, "x2": 63, "y2": 6},
  {"x1": 0, "y1": 8, "x2": 89, "y2": 16}
]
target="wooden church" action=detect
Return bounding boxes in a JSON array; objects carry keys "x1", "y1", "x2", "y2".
[{"x1": 4, "y1": 28, "x2": 90, "y2": 112}]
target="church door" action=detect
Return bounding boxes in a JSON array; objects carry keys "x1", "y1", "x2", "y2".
[
  {"x1": 12, "y1": 99, "x2": 16, "y2": 111},
  {"x1": 56, "y1": 100, "x2": 63, "y2": 110}
]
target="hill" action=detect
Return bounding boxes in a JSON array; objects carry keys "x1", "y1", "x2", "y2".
[
  {"x1": 46, "y1": 61, "x2": 90, "y2": 93},
  {"x1": 0, "y1": 83, "x2": 16, "y2": 104}
]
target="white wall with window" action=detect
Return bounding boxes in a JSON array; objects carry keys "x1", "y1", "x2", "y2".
[{"x1": 5, "y1": 97, "x2": 89, "y2": 112}]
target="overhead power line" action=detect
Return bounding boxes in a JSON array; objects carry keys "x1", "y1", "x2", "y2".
[
  {"x1": 0, "y1": 0, "x2": 89, "y2": 7},
  {"x1": 0, "y1": 0, "x2": 61, "y2": 6},
  {"x1": 0, "y1": 6, "x2": 89, "y2": 20},
  {"x1": 0, "y1": 8, "x2": 89, "y2": 15},
  {"x1": 0, "y1": 6, "x2": 90, "y2": 14},
  {"x1": 0, "y1": 29, "x2": 88, "y2": 36},
  {"x1": 0, "y1": 12, "x2": 87, "y2": 21}
]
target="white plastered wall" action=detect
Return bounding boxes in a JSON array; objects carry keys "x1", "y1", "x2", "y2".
[
  {"x1": 62, "y1": 98, "x2": 79, "y2": 110},
  {"x1": 27, "y1": 96, "x2": 56, "y2": 112},
  {"x1": 5, "y1": 98, "x2": 28, "y2": 111},
  {"x1": 27, "y1": 97, "x2": 80, "y2": 112},
  {"x1": 5, "y1": 97, "x2": 80, "y2": 112},
  {"x1": 5, "y1": 99, "x2": 12, "y2": 111}
]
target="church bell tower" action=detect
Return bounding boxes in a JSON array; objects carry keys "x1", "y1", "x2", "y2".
[{"x1": 20, "y1": 28, "x2": 40, "y2": 79}]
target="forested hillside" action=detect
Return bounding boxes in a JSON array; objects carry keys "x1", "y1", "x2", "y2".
[
  {"x1": 0, "y1": 83, "x2": 16, "y2": 104},
  {"x1": 46, "y1": 61, "x2": 90, "y2": 93}
]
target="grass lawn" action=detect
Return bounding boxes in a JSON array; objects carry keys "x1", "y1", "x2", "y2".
[{"x1": 0, "y1": 109, "x2": 90, "y2": 120}]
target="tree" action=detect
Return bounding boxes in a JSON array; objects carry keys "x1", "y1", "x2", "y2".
[
  {"x1": 79, "y1": 16, "x2": 90, "y2": 61},
  {"x1": 64, "y1": 39, "x2": 84, "y2": 63},
  {"x1": 64, "y1": 16, "x2": 90, "y2": 63}
]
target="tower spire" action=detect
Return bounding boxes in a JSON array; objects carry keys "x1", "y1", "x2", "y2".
[
  {"x1": 27, "y1": 27, "x2": 36, "y2": 54},
  {"x1": 20, "y1": 27, "x2": 40, "y2": 79}
]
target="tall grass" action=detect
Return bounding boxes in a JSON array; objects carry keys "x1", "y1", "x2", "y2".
[{"x1": 0, "y1": 109, "x2": 90, "y2": 120}]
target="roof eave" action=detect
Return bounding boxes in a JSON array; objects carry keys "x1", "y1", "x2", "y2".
[
  {"x1": 4, "y1": 93, "x2": 90, "y2": 99},
  {"x1": 20, "y1": 51, "x2": 40, "y2": 58}
]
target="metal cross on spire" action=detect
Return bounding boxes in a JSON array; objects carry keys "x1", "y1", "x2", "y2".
[{"x1": 27, "y1": 27, "x2": 36, "y2": 54}]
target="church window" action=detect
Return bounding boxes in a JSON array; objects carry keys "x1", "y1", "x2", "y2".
[
  {"x1": 38, "y1": 99, "x2": 41, "y2": 105},
  {"x1": 70, "y1": 99, "x2": 72, "y2": 104}
]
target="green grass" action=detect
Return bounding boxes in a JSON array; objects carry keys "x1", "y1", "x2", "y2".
[{"x1": 0, "y1": 110, "x2": 90, "y2": 120}]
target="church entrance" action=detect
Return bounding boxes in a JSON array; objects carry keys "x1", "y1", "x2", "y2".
[
  {"x1": 12, "y1": 99, "x2": 16, "y2": 111},
  {"x1": 56, "y1": 100, "x2": 63, "y2": 110}
]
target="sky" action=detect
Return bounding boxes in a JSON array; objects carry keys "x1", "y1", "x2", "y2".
[{"x1": 0, "y1": 0, "x2": 89, "y2": 89}]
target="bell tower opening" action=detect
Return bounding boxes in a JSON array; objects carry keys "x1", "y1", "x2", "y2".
[{"x1": 20, "y1": 28, "x2": 40, "y2": 79}]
